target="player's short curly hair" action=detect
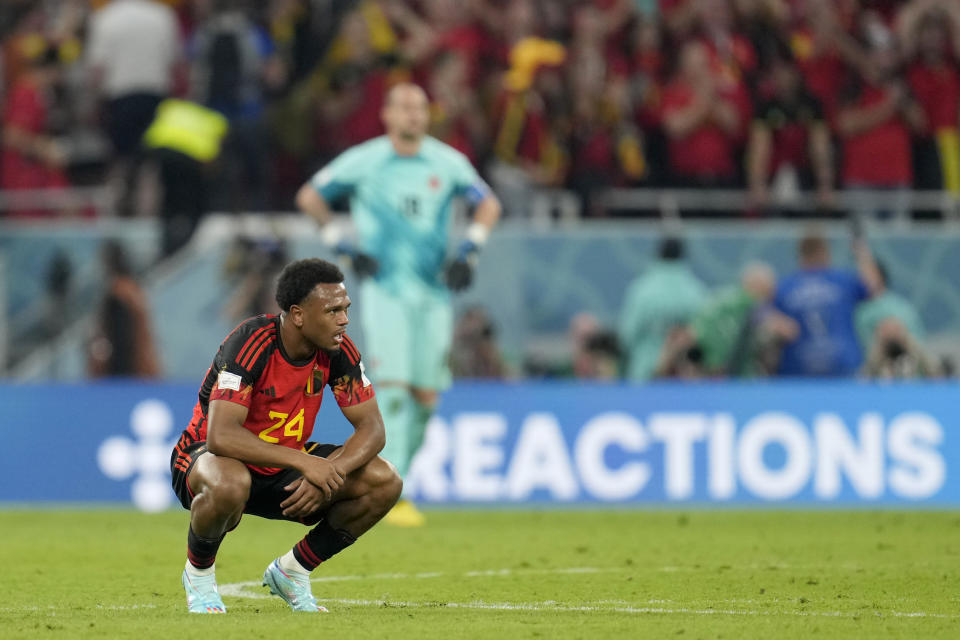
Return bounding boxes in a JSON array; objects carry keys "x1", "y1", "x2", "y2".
[{"x1": 275, "y1": 258, "x2": 344, "y2": 311}]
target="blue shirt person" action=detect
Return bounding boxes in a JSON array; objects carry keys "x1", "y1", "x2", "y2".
[{"x1": 774, "y1": 230, "x2": 881, "y2": 376}]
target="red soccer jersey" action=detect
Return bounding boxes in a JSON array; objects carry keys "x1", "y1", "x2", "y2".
[
  {"x1": 1, "y1": 78, "x2": 70, "y2": 216},
  {"x1": 179, "y1": 315, "x2": 375, "y2": 475},
  {"x1": 908, "y1": 62, "x2": 960, "y2": 132},
  {"x1": 660, "y1": 81, "x2": 738, "y2": 180},
  {"x1": 840, "y1": 85, "x2": 912, "y2": 186}
]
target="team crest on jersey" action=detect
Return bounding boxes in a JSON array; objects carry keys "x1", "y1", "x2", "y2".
[
  {"x1": 305, "y1": 367, "x2": 325, "y2": 397},
  {"x1": 429, "y1": 175, "x2": 440, "y2": 190}
]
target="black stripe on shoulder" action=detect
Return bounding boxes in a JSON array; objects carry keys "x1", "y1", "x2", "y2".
[
  {"x1": 341, "y1": 334, "x2": 361, "y2": 365},
  {"x1": 242, "y1": 332, "x2": 279, "y2": 378},
  {"x1": 221, "y1": 315, "x2": 278, "y2": 366}
]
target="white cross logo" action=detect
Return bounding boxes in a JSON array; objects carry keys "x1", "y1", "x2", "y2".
[{"x1": 96, "y1": 399, "x2": 177, "y2": 512}]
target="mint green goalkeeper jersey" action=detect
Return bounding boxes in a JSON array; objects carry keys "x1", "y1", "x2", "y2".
[{"x1": 311, "y1": 135, "x2": 490, "y2": 297}]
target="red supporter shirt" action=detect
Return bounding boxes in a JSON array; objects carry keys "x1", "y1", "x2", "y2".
[
  {"x1": 841, "y1": 85, "x2": 912, "y2": 186},
  {"x1": 179, "y1": 315, "x2": 375, "y2": 475},
  {"x1": 660, "y1": 81, "x2": 737, "y2": 179},
  {"x1": 1, "y1": 79, "x2": 69, "y2": 213},
  {"x1": 790, "y1": 29, "x2": 845, "y2": 124},
  {"x1": 908, "y1": 62, "x2": 960, "y2": 132}
]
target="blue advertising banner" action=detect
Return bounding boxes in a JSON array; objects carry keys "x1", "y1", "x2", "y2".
[{"x1": 1, "y1": 381, "x2": 957, "y2": 509}]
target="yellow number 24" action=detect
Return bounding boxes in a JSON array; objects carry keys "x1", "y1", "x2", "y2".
[{"x1": 259, "y1": 409, "x2": 305, "y2": 443}]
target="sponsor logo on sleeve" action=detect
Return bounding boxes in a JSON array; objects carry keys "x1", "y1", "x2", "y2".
[{"x1": 218, "y1": 371, "x2": 242, "y2": 391}]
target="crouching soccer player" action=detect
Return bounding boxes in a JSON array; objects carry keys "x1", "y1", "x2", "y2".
[{"x1": 170, "y1": 258, "x2": 401, "y2": 613}]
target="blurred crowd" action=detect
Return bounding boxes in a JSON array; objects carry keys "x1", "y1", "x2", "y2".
[
  {"x1": 2, "y1": 0, "x2": 960, "y2": 228},
  {"x1": 454, "y1": 228, "x2": 946, "y2": 383},
  {"x1": 3, "y1": 0, "x2": 957, "y2": 381}
]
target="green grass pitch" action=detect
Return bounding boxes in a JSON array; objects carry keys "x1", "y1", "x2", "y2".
[{"x1": 0, "y1": 509, "x2": 957, "y2": 638}]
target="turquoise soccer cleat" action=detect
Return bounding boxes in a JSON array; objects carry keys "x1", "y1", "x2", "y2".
[
  {"x1": 262, "y1": 559, "x2": 328, "y2": 612},
  {"x1": 181, "y1": 569, "x2": 226, "y2": 614}
]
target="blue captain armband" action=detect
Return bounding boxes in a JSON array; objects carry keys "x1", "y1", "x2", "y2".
[{"x1": 464, "y1": 181, "x2": 490, "y2": 207}]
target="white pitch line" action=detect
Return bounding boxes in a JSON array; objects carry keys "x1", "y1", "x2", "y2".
[
  {"x1": 219, "y1": 566, "x2": 620, "y2": 599},
  {"x1": 0, "y1": 604, "x2": 158, "y2": 613},
  {"x1": 305, "y1": 598, "x2": 960, "y2": 619},
  {"x1": 1, "y1": 599, "x2": 955, "y2": 620},
  {"x1": 217, "y1": 567, "x2": 960, "y2": 620}
]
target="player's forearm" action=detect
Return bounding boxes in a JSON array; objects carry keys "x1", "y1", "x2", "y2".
[
  {"x1": 328, "y1": 417, "x2": 385, "y2": 476},
  {"x1": 837, "y1": 99, "x2": 896, "y2": 137},
  {"x1": 295, "y1": 184, "x2": 333, "y2": 227},
  {"x1": 663, "y1": 109, "x2": 702, "y2": 138},
  {"x1": 710, "y1": 101, "x2": 741, "y2": 136},
  {"x1": 207, "y1": 419, "x2": 314, "y2": 471},
  {"x1": 473, "y1": 194, "x2": 501, "y2": 231},
  {"x1": 854, "y1": 242, "x2": 883, "y2": 296}
]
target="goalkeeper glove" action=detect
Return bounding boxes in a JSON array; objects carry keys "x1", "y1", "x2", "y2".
[
  {"x1": 445, "y1": 253, "x2": 475, "y2": 291},
  {"x1": 444, "y1": 229, "x2": 485, "y2": 292},
  {"x1": 334, "y1": 241, "x2": 379, "y2": 279}
]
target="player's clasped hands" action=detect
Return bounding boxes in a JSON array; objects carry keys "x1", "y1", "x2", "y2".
[{"x1": 281, "y1": 458, "x2": 345, "y2": 517}]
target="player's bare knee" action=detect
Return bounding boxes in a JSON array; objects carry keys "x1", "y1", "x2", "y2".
[
  {"x1": 372, "y1": 456, "x2": 403, "y2": 503},
  {"x1": 355, "y1": 456, "x2": 402, "y2": 500},
  {"x1": 203, "y1": 467, "x2": 251, "y2": 513}
]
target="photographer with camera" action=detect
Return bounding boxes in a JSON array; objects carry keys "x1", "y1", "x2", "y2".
[{"x1": 862, "y1": 317, "x2": 940, "y2": 380}]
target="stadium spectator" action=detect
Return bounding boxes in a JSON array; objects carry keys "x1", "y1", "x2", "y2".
[
  {"x1": 579, "y1": 330, "x2": 622, "y2": 380},
  {"x1": 773, "y1": 228, "x2": 882, "y2": 377},
  {"x1": 652, "y1": 325, "x2": 706, "y2": 380},
  {"x1": 568, "y1": 312, "x2": 621, "y2": 380},
  {"x1": 661, "y1": 40, "x2": 743, "y2": 190},
  {"x1": 836, "y1": 21, "x2": 926, "y2": 225},
  {"x1": 190, "y1": 0, "x2": 286, "y2": 212},
  {"x1": 451, "y1": 306, "x2": 506, "y2": 380},
  {"x1": 473, "y1": 0, "x2": 540, "y2": 63},
  {"x1": 86, "y1": 0, "x2": 182, "y2": 217},
  {"x1": 625, "y1": 13, "x2": 668, "y2": 186},
  {"x1": 1, "y1": 44, "x2": 71, "y2": 218},
  {"x1": 565, "y1": 4, "x2": 645, "y2": 216},
  {"x1": 746, "y1": 51, "x2": 834, "y2": 214},
  {"x1": 693, "y1": 0, "x2": 759, "y2": 83},
  {"x1": 427, "y1": 49, "x2": 487, "y2": 164},
  {"x1": 312, "y1": 4, "x2": 407, "y2": 158},
  {"x1": 899, "y1": 1, "x2": 960, "y2": 199},
  {"x1": 87, "y1": 239, "x2": 161, "y2": 378},
  {"x1": 488, "y1": 37, "x2": 569, "y2": 217},
  {"x1": 379, "y1": 0, "x2": 487, "y2": 80},
  {"x1": 619, "y1": 236, "x2": 707, "y2": 381},
  {"x1": 786, "y1": 0, "x2": 850, "y2": 124},
  {"x1": 692, "y1": 261, "x2": 798, "y2": 377}
]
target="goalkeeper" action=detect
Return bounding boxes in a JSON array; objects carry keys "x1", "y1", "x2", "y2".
[{"x1": 296, "y1": 83, "x2": 501, "y2": 526}]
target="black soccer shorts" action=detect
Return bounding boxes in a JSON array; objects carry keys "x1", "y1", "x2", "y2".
[{"x1": 170, "y1": 440, "x2": 340, "y2": 525}]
